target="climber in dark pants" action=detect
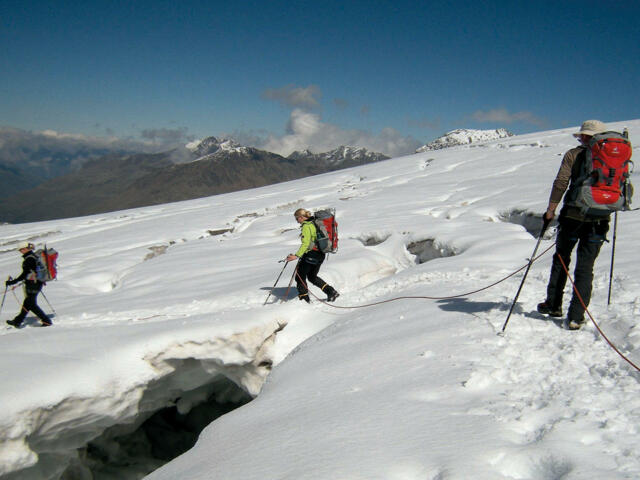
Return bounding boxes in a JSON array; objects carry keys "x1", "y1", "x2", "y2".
[
  {"x1": 543, "y1": 217, "x2": 608, "y2": 327},
  {"x1": 537, "y1": 120, "x2": 610, "y2": 330},
  {"x1": 6, "y1": 242, "x2": 52, "y2": 328},
  {"x1": 286, "y1": 208, "x2": 339, "y2": 303}
]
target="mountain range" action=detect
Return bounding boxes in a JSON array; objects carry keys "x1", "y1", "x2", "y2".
[
  {"x1": 0, "y1": 127, "x2": 134, "y2": 200},
  {"x1": 0, "y1": 129, "x2": 512, "y2": 224},
  {"x1": 0, "y1": 138, "x2": 389, "y2": 223},
  {"x1": 287, "y1": 145, "x2": 389, "y2": 167}
]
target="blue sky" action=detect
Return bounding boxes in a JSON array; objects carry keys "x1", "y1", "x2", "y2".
[{"x1": 2, "y1": 0, "x2": 639, "y2": 156}]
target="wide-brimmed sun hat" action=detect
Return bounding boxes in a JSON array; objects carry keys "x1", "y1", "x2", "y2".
[{"x1": 573, "y1": 119, "x2": 606, "y2": 137}]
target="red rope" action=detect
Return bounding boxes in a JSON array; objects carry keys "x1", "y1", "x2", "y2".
[
  {"x1": 556, "y1": 254, "x2": 640, "y2": 372},
  {"x1": 290, "y1": 243, "x2": 639, "y2": 372},
  {"x1": 296, "y1": 243, "x2": 557, "y2": 309}
]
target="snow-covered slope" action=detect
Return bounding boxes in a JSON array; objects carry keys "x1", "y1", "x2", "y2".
[
  {"x1": 1, "y1": 121, "x2": 638, "y2": 480},
  {"x1": 416, "y1": 128, "x2": 514, "y2": 152}
]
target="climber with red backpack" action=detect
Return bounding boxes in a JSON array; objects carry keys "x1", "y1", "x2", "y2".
[
  {"x1": 5, "y1": 242, "x2": 57, "y2": 328},
  {"x1": 286, "y1": 208, "x2": 339, "y2": 303},
  {"x1": 537, "y1": 120, "x2": 633, "y2": 330}
]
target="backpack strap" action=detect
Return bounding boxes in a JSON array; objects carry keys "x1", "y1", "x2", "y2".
[{"x1": 24, "y1": 252, "x2": 39, "y2": 282}]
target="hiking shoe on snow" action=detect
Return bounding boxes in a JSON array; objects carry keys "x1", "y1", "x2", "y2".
[
  {"x1": 327, "y1": 291, "x2": 340, "y2": 302},
  {"x1": 566, "y1": 319, "x2": 585, "y2": 330},
  {"x1": 537, "y1": 301, "x2": 562, "y2": 317},
  {"x1": 6, "y1": 319, "x2": 22, "y2": 328},
  {"x1": 40, "y1": 321, "x2": 52, "y2": 327},
  {"x1": 298, "y1": 294, "x2": 310, "y2": 303}
]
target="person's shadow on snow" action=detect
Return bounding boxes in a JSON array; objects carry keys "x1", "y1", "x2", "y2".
[
  {"x1": 436, "y1": 298, "x2": 507, "y2": 314},
  {"x1": 260, "y1": 286, "x2": 297, "y2": 303},
  {"x1": 436, "y1": 298, "x2": 563, "y2": 327}
]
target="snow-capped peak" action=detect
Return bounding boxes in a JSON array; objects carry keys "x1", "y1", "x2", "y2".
[
  {"x1": 288, "y1": 145, "x2": 389, "y2": 166},
  {"x1": 187, "y1": 136, "x2": 247, "y2": 160},
  {"x1": 416, "y1": 128, "x2": 514, "y2": 152}
]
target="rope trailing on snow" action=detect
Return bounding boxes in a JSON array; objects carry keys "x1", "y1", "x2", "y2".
[
  {"x1": 556, "y1": 254, "x2": 640, "y2": 372},
  {"x1": 292, "y1": 241, "x2": 639, "y2": 372},
  {"x1": 296, "y1": 242, "x2": 557, "y2": 309}
]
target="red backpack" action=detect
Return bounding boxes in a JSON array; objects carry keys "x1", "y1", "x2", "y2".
[
  {"x1": 34, "y1": 246, "x2": 59, "y2": 283},
  {"x1": 568, "y1": 131, "x2": 633, "y2": 216},
  {"x1": 313, "y1": 209, "x2": 338, "y2": 254}
]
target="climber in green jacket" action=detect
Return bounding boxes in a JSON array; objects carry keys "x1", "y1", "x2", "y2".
[{"x1": 286, "y1": 208, "x2": 339, "y2": 303}]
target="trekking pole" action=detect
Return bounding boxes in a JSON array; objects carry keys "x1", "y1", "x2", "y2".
[
  {"x1": 40, "y1": 290, "x2": 57, "y2": 316},
  {"x1": 282, "y1": 263, "x2": 298, "y2": 303},
  {"x1": 10, "y1": 285, "x2": 29, "y2": 315},
  {"x1": 264, "y1": 260, "x2": 288, "y2": 305},
  {"x1": 607, "y1": 211, "x2": 618, "y2": 306},
  {"x1": 0, "y1": 283, "x2": 8, "y2": 317},
  {"x1": 500, "y1": 217, "x2": 551, "y2": 334}
]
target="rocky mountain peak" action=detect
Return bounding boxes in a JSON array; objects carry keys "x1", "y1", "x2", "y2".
[
  {"x1": 288, "y1": 146, "x2": 389, "y2": 166},
  {"x1": 187, "y1": 136, "x2": 247, "y2": 160}
]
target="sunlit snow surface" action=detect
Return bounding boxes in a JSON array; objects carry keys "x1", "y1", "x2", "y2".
[{"x1": 1, "y1": 122, "x2": 639, "y2": 479}]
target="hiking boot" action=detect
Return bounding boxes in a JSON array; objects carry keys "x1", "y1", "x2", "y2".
[
  {"x1": 566, "y1": 318, "x2": 585, "y2": 330},
  {"x1": 6, "y1": 318, "x2": 23, "y2": 328},
  {"x1": 298, "y1": 294, "x2": 310, "y2": 303},
  {"x1": 41, "y1": 321, "x2": 52, "y2": 327},
  {"x1": 327, "y1": 291, "x2": 340, "y2": 302},
  {"x1": 537, "y1": 301, "x2": 562, "y2": 318}
]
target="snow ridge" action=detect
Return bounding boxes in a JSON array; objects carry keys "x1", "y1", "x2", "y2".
[
  {"x1": 0, "y1": 319, "x2": 283, "y2": 478},
  {"x1": 416, "y1": 128, "x2": 514, "y2": 152}
]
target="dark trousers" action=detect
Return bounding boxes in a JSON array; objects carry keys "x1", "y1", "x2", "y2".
[
  {"x1": 546, "y1": 217, "x2": 608, "y2": 322},
  {"x1": 14, "y1": 291, "x2": 51, "y2": 324},
  {"x1": 296, "y1": 252, "x2": 336, "y2": 299}
]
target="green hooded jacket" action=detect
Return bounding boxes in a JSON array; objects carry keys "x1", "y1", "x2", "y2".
[{"x1": 295, "y1": 220, "x2": 317, "y2": 257}]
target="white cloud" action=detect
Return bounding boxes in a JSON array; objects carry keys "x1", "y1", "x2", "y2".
[
  {"x1": 140, "y1": 127, "x2": 193, "y2": 145},
  {"x1": 470, "y1": 108, "x2": 547, "y2": 127},
  {"x1": 40, "y1": 129, "x2": 106, "y2": 141},
  {"x1": 255, "y1": 109, "x2": 421, "y2": 157},
  {"x1": 256, "y1": 85, "x2": 421, "y2": 156},
  {"x1": 262, "y1": 85, "x2": 322, "y2": 110}
]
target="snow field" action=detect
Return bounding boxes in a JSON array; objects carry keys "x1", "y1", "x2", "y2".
[{"x1": 0, "y1": 121, "x2": 638, "y2": 479}]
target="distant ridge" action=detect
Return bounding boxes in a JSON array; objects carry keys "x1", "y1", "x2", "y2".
[
  {"x1": 416, "y1": 128, "x2": 514, "y2": 152},
  {"x1": 0, "y1": 127, "x2": 135, "y2": 198},
  {"x1": 0, "y1": 140, "x2": 389, "y2": 223},
  {"x1": 287, "y1": 145, "x2": 389, "y2": 167}
]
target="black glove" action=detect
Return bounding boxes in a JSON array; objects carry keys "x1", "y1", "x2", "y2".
[{"x1": 6, "y1": 278, "x2": 14, "y2": 287}]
